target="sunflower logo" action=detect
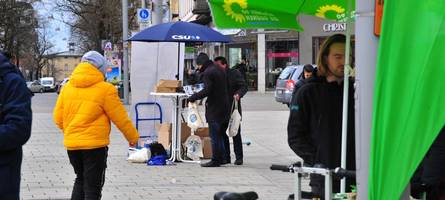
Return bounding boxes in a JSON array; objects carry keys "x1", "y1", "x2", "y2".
[
  {"x1": 223, "y1": 0, "x2": 248, "y2": 23},
  {"x1": 316, "y1": 5, "x2": 345, "y2": 19}
]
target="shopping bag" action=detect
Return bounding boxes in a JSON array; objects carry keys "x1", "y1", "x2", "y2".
[
  {"x1": 185, "y1": 134, "x2": 203, "y2": 161},
  {"x1": 226, "y1": 100, "x2": 241, "y2": 137},
  {"x1": 127, "y1": 147, "x2": 151, "y2": 163},
  {"x1": 187, "y1": 102, "x2": 203, "y2": 131}
]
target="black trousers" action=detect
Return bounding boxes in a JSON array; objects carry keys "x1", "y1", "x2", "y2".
[
  {"x1": 67, "y1": 147, "x2": 108, "y2": 200},
  {"x1": 222, "y1": 126, "x2": 243, "y2": 161}
]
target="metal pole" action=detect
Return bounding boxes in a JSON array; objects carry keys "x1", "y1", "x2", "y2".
[
  {"x1": 141, "y1": 0, "x2": 146, "y2": 8},
  {"x1": 152, "y1": 0, "x2": 163, "y2": 25},
  {"x1": 257, "y1": 29, "x2": 266, "y2": 93},
  {"x1": 122, "y1": 0, "x2": 129, "y2": 104},
  {"x1": 355, "y1": 0, "x2": 379, "y2": 198},
  {"x1": 340, "y1": 0, "x2": 354, "y2": 193}
]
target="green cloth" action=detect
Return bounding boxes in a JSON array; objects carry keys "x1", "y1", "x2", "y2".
[
  {"x1": 208, "y1": 0, "x2": 353, "y2": 30},
  {"x1": 370, "y1": 0, "x2": 445, "y2": 199}
]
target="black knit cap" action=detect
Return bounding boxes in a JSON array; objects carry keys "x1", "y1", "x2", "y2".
[
  {"x1": 303, "y1": 64, "x2": 314, "y2": 72},
  {"x1": 195, "y1": 53, "x2": 210, "y2": 65}
]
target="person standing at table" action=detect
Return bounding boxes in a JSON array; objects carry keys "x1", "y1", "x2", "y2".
[
  {"x1": 188, "y1": 53, "x2": 230, "y2": 167},
  {"x1": 214, "y1": 56, "x2": 248, "y2": 165}
]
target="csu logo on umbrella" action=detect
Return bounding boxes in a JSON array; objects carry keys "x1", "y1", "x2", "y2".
[{"x1": 171, "y1": 35, "x2": 201, "y2": 40}]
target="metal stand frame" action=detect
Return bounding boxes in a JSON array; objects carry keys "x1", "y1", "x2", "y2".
[
  {"x1": 150, "y1": 92, "x2": 200, "y2": 164},
  {"x1": 292, "y1": 166, "x2": 333, "y2": 200}
]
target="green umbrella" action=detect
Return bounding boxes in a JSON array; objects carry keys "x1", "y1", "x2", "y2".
[
  {"x1": 208, "y1": 0, "x2": 354, "y2": 30},
  {"x1": 209, "y1": 0, "x2": 355, "y2": 193},
  {"x1": 370, "y1": 0, "x2": 445, "y2": 199}
]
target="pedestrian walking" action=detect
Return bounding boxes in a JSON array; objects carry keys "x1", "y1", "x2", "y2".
[
  {"x1": 287, "y1": 34, "x2": 355, "y2": 199},
  {"x1": 188, "y1": 53, "x2": 230, "y2": 167},
  {"x1": 53, "y1": 51, "x2": 140, "y2": 200},
  {"x1": 0, "y1": 51, "x2": 32, "y2": 200},
  {"x1": 214, "y1": 56, "x2": 248, "y2": 165},
  {"x1": 234, "y1": 58, "x2": 248, "y2": 82},
  {"x1": 289, "y1": 64, "x2": 315, "y2": 106}
]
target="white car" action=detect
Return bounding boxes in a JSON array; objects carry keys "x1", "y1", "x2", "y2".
[
  {"x1": 27, "y1": 81, "x2": 45, "y2": 93},
  {"x1": 40, "y1": 77, "x2": 56, "y2": 92}
]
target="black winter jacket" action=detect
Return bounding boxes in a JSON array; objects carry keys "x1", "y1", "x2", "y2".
[
  {"x1": 0, "y1": 53, "x2": 32, "y2": 199},
  {"x1": 189, "y1": 61, "x2": 230, "y2": 123},
  {"x1": 287, "y1": 75, "x2": 355, "y2": 168},
  {"x1": 287, "y1": 76, "x2": 355, "y2": 194},
  {"x1": 227, "y1": 68, "x2": 248, "y2": 115}
]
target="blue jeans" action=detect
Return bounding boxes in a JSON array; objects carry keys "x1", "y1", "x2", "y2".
[
  {"x1": 208, "y1": 122, "x2": 227, "y2": 163},
  {"x1": 222, "y1": 126, "x2": 243, "y2": 161}
]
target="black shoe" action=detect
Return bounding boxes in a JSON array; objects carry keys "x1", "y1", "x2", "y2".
[
  {"x1": 201, "y1": 161, "x2": 220, "y2": 167},
  {"x1": 221, "y1": 159, "x2": 231, "y2": 165},
  {"x1": 234, "y1": 159, "x2": 243, "y2": 165}
]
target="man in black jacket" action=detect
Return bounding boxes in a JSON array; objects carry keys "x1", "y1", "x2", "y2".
[
  {"x1": 287, "y1": 34, "x2": 355, "y2": 198},
  {"x1": 189, "y1": 53, "x2": 230, "y2": 167},
  {"x1": 214, "y1": 56, "x2": 248, "y2": 165},
  {"x1": 0, "y1": 52, "x2": 32, "y2": 200},
  {"x1": 411, "y1": 126, "x2": 445, "y2": 199}
]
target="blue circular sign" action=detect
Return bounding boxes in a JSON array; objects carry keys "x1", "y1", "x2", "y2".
[{"x1": 139, "y1": 9, "x2": 150, "y2": 19}]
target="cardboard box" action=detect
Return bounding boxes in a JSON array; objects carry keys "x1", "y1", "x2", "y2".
[
  {"x1": 181, "y1": 123, "x2": 192, "y2": 143},
  {"x1": 201, "y1": 137, "x2": 212, "y2": 159},
  {"x1": 155, "y1": 79, "x2": 181, "y2": 93},
  {"x1": 156, "y1": 123, "x2": 172, "y2": 149},
  {"x1": 195, "y1": 127, "x2": 209, "y2": 138},
  {"x1": 181, "y1": 123, "x2": 209, "y2": 142}
]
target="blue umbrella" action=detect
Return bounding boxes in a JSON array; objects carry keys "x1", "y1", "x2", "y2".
[
  {"x1": 129, "y1": 21, "x2": 230, "y2": 43},
  {"x1": 128, "y1": 21, "x2": 230, "y2": 80}
]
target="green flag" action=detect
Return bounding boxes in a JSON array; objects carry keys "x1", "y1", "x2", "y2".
[
  {"x1": 208, "y1": 0, "x2": 353, "y2": 30},
  {"x1": 370, "y1": 0, "x2": 445, "y2": 199}
]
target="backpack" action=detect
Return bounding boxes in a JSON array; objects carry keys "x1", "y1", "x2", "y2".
[
  {"x1": 148, "y1": 142, "x2": 167, "y2": 157},
  {"x1": 147, "y1": 142, "x2": 168, "y2": 166}
]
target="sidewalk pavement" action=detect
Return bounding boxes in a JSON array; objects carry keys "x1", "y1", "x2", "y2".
[{"x1": 21, "y1": 92, "x2": 307, "y2": 200}]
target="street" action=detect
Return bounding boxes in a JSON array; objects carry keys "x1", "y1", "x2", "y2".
[{"x1": 21, "y1": 92, "x2": 305, "y2": 200}]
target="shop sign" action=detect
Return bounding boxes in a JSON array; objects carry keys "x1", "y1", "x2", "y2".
[
  {"x1": 267, "y1": 52, "x2": 299, "y2": 58},
  {"x1": 323, "y1": 23, "x2": 347, "y2": 32}
]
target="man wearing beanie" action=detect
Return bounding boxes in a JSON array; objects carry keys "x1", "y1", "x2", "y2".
[
  {"x1": 54, "y1": 51, "x2": 140, "y2": 199},
  {"x1": 189, "y1": 53, "x2": 230, "y2": 167}
]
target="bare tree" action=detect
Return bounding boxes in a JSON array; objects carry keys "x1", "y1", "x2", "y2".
[
  {"x1": 31, "y1": 21, "x2": 55, "y2": 80},
  {"x1": 0, "y1": 0, "x2": 40, "y2": 67},
  {"x1": 56, "y1": 0, "x2": 141, "y2": 52}
]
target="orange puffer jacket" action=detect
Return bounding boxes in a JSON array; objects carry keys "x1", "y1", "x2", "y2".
[{"x1": 53, "y1": 62, "x2": 139, "y2": 150}]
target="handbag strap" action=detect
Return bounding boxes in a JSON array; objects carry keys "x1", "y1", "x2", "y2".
[{"x1": 231, "y1": 99, "x2": 237, "y2": 112}]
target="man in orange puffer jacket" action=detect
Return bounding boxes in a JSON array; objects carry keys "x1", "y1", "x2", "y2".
[{"x1": 53, "y1": 51, "x2": 139, "y2": 200}]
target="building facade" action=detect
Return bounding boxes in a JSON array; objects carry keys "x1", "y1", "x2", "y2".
[{"x1": 44, "y1": 51, "x2": 82, "y2": 83}]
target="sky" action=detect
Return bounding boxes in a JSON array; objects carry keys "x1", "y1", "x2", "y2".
[{"x1": 34, "y1": 0, "x2": 70, "y2": 53}]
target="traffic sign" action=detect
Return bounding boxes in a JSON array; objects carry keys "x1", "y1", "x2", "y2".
[
  {"x1": 137, "y1": 8, "x2": 151, "y2": 23},
  {"x1": 103, "y1": 42, "x2": 112, "y2": 51}
]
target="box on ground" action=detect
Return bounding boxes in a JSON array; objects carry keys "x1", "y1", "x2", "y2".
[
  {"x1": 201, "y1": 136, "x2": 212, "y2": 159},
  {"x1": 156, "y1": 123, "x2": 171, "y2": 149},
  {"x1": 180, "y1": 123, "x2": 209, "y2": 142}
]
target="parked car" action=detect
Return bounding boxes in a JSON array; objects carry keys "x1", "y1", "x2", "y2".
[
  {"x1": 57, "y1": 78, "x2": 69, "y2": 94},
  {"x1": 274, "y1": 65, "x2": 305, "y2": 105},
  {"x1": 27, "y1": 81, "x2": 45, "y2": 93},
  {"x1": 40, "y1": 77, "x2": 56, "y2": 92}
]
